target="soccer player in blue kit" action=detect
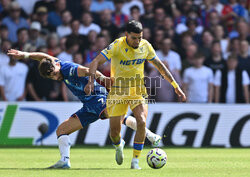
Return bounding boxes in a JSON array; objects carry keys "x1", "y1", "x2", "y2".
[{"x1": 7, "y1": 49, "x2": 161, "y2": 169}]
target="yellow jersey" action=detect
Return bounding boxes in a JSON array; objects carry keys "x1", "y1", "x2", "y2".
[{"x1": 101, "y1": 36, "x2": 156, "y2": 88}]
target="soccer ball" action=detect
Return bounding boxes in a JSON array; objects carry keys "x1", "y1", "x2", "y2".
[{"x1": 147, "y1": 148, "x2": 167, "y2": 169}]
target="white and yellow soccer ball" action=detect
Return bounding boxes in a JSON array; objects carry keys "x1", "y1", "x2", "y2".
[{"x1": 147, "y1": 148, "x2": 167, "y2": 169}]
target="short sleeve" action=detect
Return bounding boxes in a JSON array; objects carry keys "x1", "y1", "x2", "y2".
[
  {"x1": 146, "y1": 43, "x2": 156, "y2": 61},
  {"x1": 60, "y1": 61, "x2": 79, "y2": 79},
  {"x1": 101, "y1": 40, "x2": 117, "y2": 62},
  {"x1": 214, "y1": 70, "x2": 221, "y2": 86},
  {"x1": 242, "y1": 70, "x2": 250, "y2": 85}
]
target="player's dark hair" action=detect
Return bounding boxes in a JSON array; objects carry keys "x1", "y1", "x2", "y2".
[
  {"x1": 38, "y1": 58, "x2": 55, "y2": 78},
  {"x1": 125, "y1": 20, "x2": 143, "y2": 33}
]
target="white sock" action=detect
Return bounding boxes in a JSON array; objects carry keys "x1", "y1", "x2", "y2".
[
  {"x1": 124, "y1": 116, "x2": 155, "y2": 141},
  {"x1": 58, "y1": 135, "x2": 71, "y2": 162}
]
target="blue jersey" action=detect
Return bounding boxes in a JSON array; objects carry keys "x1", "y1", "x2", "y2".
[{"x1": 58, "y1": 60, "x2": 108, "y2": 103}]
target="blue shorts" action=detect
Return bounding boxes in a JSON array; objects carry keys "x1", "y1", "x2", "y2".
[{"x1": 72, "y1": 96, "x2": 107, "y2": 127}]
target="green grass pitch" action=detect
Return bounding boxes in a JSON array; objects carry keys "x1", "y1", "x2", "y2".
[{"x1": 0, "y1": 147, "x2": 250, "y2": 177}]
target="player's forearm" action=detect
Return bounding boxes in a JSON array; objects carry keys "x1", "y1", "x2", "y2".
[
  {"x1": 150, "y1": 58, "x2": 179, "y2": 88},
  {"x1": 27, "y1": 52, "x2": 56, "y2": 61}
]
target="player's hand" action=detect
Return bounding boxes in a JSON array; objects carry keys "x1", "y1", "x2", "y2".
[
  {"x1": 84, "y1": 82, "x2": 94, "y2": 95},
  {"x1": 175, "y1": 87, "x2": 186, "y2": 102},
  {"x1": 7, "y1": 49, "x2": 26, "y2": 59}
]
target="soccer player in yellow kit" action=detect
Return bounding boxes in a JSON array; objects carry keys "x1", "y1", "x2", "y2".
[{"x1": 84, "y1": 20, "x2": 186, "y2": 169}]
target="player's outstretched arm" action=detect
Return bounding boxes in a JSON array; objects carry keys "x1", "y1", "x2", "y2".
[
  {"x1": 78, "y1": 65, "x2": 112, "y2": 89},
  {"x1": 7, "y1": 49, "x2": 57, "y2": 62},
  {"x1": 84, "y1": 54, "x2": 107, "y2": 95},
  {"x1": 148, "y1": 57, "x2": 186, "y2": 102}
]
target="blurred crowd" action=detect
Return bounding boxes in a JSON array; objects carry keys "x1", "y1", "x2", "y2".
[{"x1": 0, "y1": 0, "x2": 249, "y2": 103}]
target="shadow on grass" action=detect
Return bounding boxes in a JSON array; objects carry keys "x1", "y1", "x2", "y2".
[{"x1": 0, "y1": 168, "x2": 129, "y2": 171}]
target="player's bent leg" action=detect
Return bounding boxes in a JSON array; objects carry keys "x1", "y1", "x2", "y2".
[
  {"x1": 109, "y1": 116, "x2": 125, "y2": 165},
  {"x1": 48, "y1": 115, "x2": 83, "y2": 169},
  {"x1": 122, "y1": 116, "x2": 162, "y2": 147},
  {"x1": 130, "y1": 104, "x2": 148, "y2": 169}
]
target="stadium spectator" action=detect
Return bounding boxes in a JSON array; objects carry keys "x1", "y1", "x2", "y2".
[
  {"x1": 200, "y1": 0, "x2": 217, "y2": 28},
  {"x1": 226, "y1": 37, "x2": 240, "y2": 58},
  {"x1": 229, "y1": 20, "x2": 250, "y2": 41},
  {"x1": 12, "y1": 27, "x2": 29, "y2": 51},
  {"x1": 182, "y1": 42, "x2": 198, "y2": 71},
  {"x1": 66, "y1": 19, "x2": 88, "y2": 52},
  {"x1": 94, "y1": 35, "x2": 109, "y2": 76},
  {"x1": 199, "y1": 30, "x2": 214, "y2": 59},
  {"x1": 0, "y1": 56, "x2": 28, "y2": 101},
  {"x1": 221, "y1": 0, "x2": 246, "y2": 32},
  {"x1": 121, "y1": 0, "x2": 144, "y2": 17},
  {"x1": 35, "y1": 6, "x2": 56, "y2": 35},
  {"x1": 130, "y1": 5, "x2": 140, "y2": 21},
  {"x1": 56, "y1": 10, "x2": 72, "y2": 38},
  {"x1": 0, "y1": 25, "x2": 9, "y2": 44},
  {"x1": 79, "y1": 12, "x2": 101, "y2": 36},
  {"x1": 156, "y1": 38, "x2": 182, "y2": 75},
  {"x1": 208, "y1": 11, "x2": 221, "y2": 30},
  {"x1": 90, "y1": 0, "x2": 115, "y2": 13},
  {"x1": 48, "y1": 0, "x2": 66, "y2": 27},
  {"x1": 162, "y1": 16, "x2": 176, "y2": 40},
  {"x1": 140, "y1": 0, "x2": 154, "y2": 29},
  {"x1": 142, "y1": 27, "x2": 151, "y2": 43},
  {"x1": 149, "y1": 63, "x2": 182, "y2": 102},
  {"x1": 183, "y1": 52, "x2": 214, "y2": 103},
  {"x1": 214, "y1": 55, "x2": 249, "y2": 103},
  {"x1": 0, "y1": 0, "x2": 28, "y2": 20},
  {"x1": 153, "y1": 7, "x2": 165, "y2": 30},
  {"x1": 99, "y1": 9, "x2": 119, "y2": 40},
  {"x1": 2, "y1": 1, "x2": 29, "y2": 43},
  {"x1": 28, "y1": 21, "x2": 46, "y2": 49},
  {"x1": 112, "y1": 0, "x2": 128, "y2": 29},
  {"x1": 57, "y1": 37, "x2": 79, "y2": 62},
  {"x1": 33, "y1": 0, "x2": 54, "y2": 14},
  {"x1": 152, "y1": 28, "x2": 165, "y2": 50},
  {"x1": 100, "y1": 29, "x2": 112, "y2": 44},
  {"x1": 0, "y1": 40, "x2": 11, "y2": 65},
  {"x1": 47, "y1": 32, "x2": 61, "y2": 56},
  {"x1": 186, "y1": 18, "x2": 202, "y2": 44},
  {"x1": 238, "y1": 40, "x2": 250, "y2": 75},
  {"x1": 177, "y1": 31, "x2": 194, "y2": 60},
  {"x1": 205, "y1": 40, "x2": 226, "y2": 73},
  {"x1": 212, "y1": 25, "x2": 229, "y2": 59}
]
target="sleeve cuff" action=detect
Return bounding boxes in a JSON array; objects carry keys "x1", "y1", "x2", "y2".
[
  {"x1": 101, "y1": 52, "x2": 111, "y2": 62},
  {"x1": 147, "y1": 56, "x2": 156, "y2": 61}
]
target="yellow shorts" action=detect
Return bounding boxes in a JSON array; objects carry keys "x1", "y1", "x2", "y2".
[{"x1": 106, "y1": 86, "x2": 148, "y2": 117}]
